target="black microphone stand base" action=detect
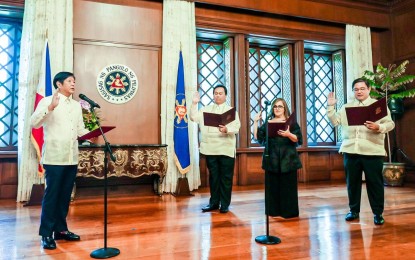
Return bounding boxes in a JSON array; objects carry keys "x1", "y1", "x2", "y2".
[
  {"x1": 255, "y1": 235, "x2": 281, "y2": 245},
  {"x1": 90, "y1": 247, "x2": 120, "y2": 259}
]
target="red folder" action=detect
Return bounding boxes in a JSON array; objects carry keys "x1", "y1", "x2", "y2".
[
  {"x1": 203, "y1": 107, "x2": 236, "y2": 127},
  {"x1": 78, "y1": 126, "x2": 116, "y2": 140},
  {"x1": 345, "y1": 97, "x2": 387, "y2": 126},
  {"x1": 267, "y1": 112, "x2": 297, "y2": 137}
]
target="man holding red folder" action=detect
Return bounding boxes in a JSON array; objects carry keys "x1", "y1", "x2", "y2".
[
  {"x1": 190, "y1": 85, "x2": 241, "y2": 213},
  {"x1": 326, "y1": 78, "x2": 395, "y2": 225}
]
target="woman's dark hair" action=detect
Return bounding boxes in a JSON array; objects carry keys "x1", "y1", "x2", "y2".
[
  {"x1": 269, "y1": 98, "x2": 290, "y2": 120},
  {"x1": 212, "y1": 84, "x2": 227, "y2": 95},
  {"x1": 351, "y1": 78, "x2": 370, "y2": 89},
  {"x1": 53, "y1": 71, "x2": 75, "y2": 89}
]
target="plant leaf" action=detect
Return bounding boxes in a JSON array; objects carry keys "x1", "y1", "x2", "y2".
[
  {"x1": 390, "y1": 60, "x2": 409, "y2": 79},
  {"x1": 389, "y1": 75, "x2": 415, "y2": 91},
  {"x1": 362, "y1": 60, "x2": 415, "y2": 99},
  {"x1": 389, "y1": 88, "x2": 415, "y2": 99}
]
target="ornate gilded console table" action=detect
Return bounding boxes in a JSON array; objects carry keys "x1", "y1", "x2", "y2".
[{"x1": 77, "y1": 144, "x2": 167, "y2": 195}]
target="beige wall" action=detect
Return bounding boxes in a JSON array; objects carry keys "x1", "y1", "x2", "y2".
[{"x1": 73, "y1": 0, "x2": 163, "y2": 144}]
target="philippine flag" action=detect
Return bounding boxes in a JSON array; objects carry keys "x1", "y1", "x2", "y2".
[{"x1": 31, "y1": 40, "x2": 53, "y2": 176}]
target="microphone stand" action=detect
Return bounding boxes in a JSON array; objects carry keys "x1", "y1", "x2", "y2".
[
  {"x1": 255, "y1": 102, "x2": 281, "y2": 245},
  {"x1": 89, "y1": 107, "x2": 120, "y2": 259},
  {"x1": 391, "y1": 114, "x2": 415, "y2": 167}
]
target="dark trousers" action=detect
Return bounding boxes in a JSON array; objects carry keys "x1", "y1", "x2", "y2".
[
  {"x1": 206, "y1": 155, "x2": 235, "y2": 208},
  {"x1": 39, "y1": 164, "x2": 78, "y2": 237},
  {"x1": 265, "y1": 170, "x2": 299, "y2": 218},
  {"x1": 344, "y1": 153, "x2": 384, "y2": 215}
]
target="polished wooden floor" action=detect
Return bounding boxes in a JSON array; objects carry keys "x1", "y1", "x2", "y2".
[{"x1": 1, "y1": 182, "x2": 415, "y2": 259}]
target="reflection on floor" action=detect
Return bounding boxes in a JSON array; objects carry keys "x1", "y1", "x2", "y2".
[{"x1": 1, "y1": 182, "x2": 415, "y2": 259}]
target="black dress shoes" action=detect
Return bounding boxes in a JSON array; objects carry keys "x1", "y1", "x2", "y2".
[
  {"x1": 41, "y1": 236, "x2": 56, "y2": 250},
  {"x1": 201, "y1": 204, "x2": 219, "y2": 212},
  {"x1": 219, "y1": 207, "x2": 229, "y2": 213},
  {"x1": 374, "y1": 214, "x2": 385, "y2": 225},
  {"x1": 345, "y1": 212, "x2": 359, "y2": 221},
  {"x1": 54, "y1": 231, "x2": 81, "y2": 241}
]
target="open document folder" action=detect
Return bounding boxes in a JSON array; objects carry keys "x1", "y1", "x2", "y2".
[
  {"x1": 345, "y1": 97, "x2": 387, "y2": 126},
  {"x1": 267, "y1": 112, "x2": 296, "y2": 137},
  {"x1": 203, "y1": 107, "x2": 236, "y2": 127}
]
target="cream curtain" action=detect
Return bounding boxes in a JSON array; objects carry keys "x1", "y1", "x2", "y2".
[
  {"x1": 161, "y1": 0, "x2": 200, "y2": 192},
  {"x1": 345, "y1": 24, "x2": 374, "y2": 182},
  {"x1": 345, "y1": 24, "x2": 373, "y2": 101},
  {"x1": 17, "y1": 0, "x2": 74, "y2": 202}
]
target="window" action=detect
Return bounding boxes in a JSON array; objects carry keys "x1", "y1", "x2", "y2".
[
  {"x1": 197, "y1": 39, "x2": 231, "y2": 107},
  {"x1": 196, "y1": 34, "x2": 345, "y2": 149},
  {"x1": 304, "y1": 51, "x2": 345, "y2": 146},
  {"x1": 0, "y1": 19, "x2": 21, "y2": 150},
  {"x1": 332, "y1": 51, "x2": 346, "y2": 143}
]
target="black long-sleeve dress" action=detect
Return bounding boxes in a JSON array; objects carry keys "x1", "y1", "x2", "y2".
[{"x1": 257, "y1": 122, "x2": 303, "y2": 218}]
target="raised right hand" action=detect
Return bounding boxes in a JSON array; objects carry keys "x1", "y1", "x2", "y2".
[
  {"x1": 327, "y1": 92, "x2": 337, "y2": 106},
  {"x1": 48, "y1": 90, "x2": 60, "y2": 111},
  {"x1": 253, "y1": 111, "x2": 262, "y2": 122},
  {"x1": 192, "y1": 91, "x2": 200, "y2": 104}
]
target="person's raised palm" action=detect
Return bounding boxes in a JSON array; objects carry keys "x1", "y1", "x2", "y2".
[
  {"x1": 327, "y1": 92, "x2": 337, "y2": 106},
  {"x1": 48, "y1": 91, "x2": 60, "y2": 111},
  {"x1": 254, "y1": 112, "x2": 262, "y2": 122},
  {"x1": 192, "y1": 92, "x2": 200, "y2": 104}
]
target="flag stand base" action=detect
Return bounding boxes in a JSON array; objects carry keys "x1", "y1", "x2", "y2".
[
  {"x1": 24, "y1": 184, "x2": 44, "y2": 206},
  {"x1": 173, "y1": 177, "x2": 193, "y2": 197}
]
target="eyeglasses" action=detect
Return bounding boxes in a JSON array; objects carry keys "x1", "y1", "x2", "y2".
[
  {"x1": 273, "y1": 105, "x2": 284, "y2": 109},
  {"x1": 353, "y1": 87, "x2": 368, "y2": 92}
]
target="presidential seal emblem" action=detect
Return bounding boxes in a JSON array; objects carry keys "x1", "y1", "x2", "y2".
[
  {"x1": 96, "y1": 64, "x2": 138, "y2": 104},
  {"x1": 175, "y1": 96, "x2": 188, "y2": 124}
]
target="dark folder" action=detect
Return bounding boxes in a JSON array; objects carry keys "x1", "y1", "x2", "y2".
[
  {"x1": 78, "y1": 126, "x2": 116, "y2": 140},
  {"x1": 203, "y1": 107, "x2": 236, "y2": 127},
  {"x1": 267, "y1": 112, "x2": 297, "y2": 137},
  {"x1": 345, "y1": 97, "x2": 387, "y2": 126}
]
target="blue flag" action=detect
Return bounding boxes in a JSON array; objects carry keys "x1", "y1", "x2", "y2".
[{"x1": 174, "y1": 51, "x2": 191, "y2": 174}]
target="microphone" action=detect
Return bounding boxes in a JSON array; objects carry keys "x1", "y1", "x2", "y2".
[
  {"x1": 264, "y1": 100, "x2": 271, "y2": 106},
  {"x1": 79, "y1": 94, "x2": 100, "y2": 108}
]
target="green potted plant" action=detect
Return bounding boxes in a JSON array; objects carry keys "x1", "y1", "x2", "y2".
[
  {"x1": 80, "y1": 100, "x2": 103, "y2": 145},
  {"x1": 363, "y1": 60, "x2": 415, "y2": 186}
]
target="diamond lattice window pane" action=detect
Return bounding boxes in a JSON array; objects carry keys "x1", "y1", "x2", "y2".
[
  {"x1": 249, "y1": 46, "x2": 285, "y2": 144},
  {"x1": 197, "y1": 41, "x2": 227, "y2": 108},
  {"x1": 0, "y1": 21, "x2": 21, "y2": 150},
  {"x1": 304, "y1": 52, "x2": 335, "y2": 145}
]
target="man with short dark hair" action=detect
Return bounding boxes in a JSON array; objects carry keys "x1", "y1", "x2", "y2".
[
  {"x1": 190, "y1": 85, "x2": 241, "y2": 213},
  {"x1": 326, "y1": 78, "x2": 395, "y2": 225},
  {"x1": 31, "y1": 71, "x2": 89, "y2": 249}
]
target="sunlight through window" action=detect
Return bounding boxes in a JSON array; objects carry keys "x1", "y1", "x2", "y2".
[{"x1": 0, "y1": 21, "x2": 21, "y2": 150}]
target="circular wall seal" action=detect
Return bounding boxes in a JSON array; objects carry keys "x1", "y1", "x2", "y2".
[{"x1": 96, "y1": 64, "x2": 138, "y2": 104}]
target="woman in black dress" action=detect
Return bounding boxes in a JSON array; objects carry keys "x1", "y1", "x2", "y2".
[{"x1": 253, "y1": 98, "x2": 302, "y2": 218}]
